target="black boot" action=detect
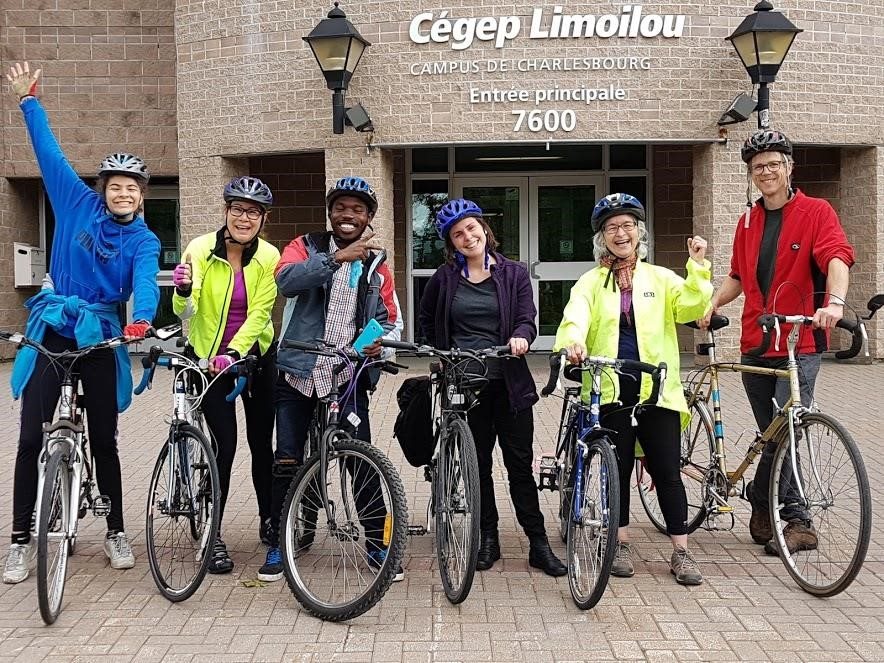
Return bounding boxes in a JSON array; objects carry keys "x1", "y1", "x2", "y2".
[
  {"x1": 528, "y1": 536, "x2": 567, "y2": 577},
  {"x1": 476, "y1": 530, "x2": 501, "y2": 571}
]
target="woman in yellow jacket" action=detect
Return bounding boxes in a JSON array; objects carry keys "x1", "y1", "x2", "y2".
[
  {"x1": 172, "y1": 176, "x2": 280, "y2": 574},
  {"x1": 554, "y1": 193, "x2": 711, "y2": 586}
]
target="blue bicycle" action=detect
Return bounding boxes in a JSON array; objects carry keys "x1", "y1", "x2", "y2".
[{"x1": 539, "y1": 350, "x2": 666, "y2": 609}]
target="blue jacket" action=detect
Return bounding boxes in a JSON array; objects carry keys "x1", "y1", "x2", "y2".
[{"x1": 11, "y1": 98, "x2": 161, "y2": 410}]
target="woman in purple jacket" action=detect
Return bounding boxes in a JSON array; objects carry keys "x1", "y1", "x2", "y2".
[{"x1": 419, "y1": 199, "x2": 565, "y2": 577}]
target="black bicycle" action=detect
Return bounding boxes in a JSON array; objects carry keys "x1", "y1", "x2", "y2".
[
  {"x1": 277, "y1": 340, "x2": 408, "y2": 622},
  {"x1": 381, "y1": 339, "x2": 512, "y2": 604},
  {"x1": 539, "y1": 350, "x2": 666, "y2": 609},
  {"x1": 134, "y1": 341, "x2": 256, "y2": 602}
]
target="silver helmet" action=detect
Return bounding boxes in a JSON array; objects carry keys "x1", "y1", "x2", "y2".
[{"x1": 98, "y1": 153, "x2": 150, "y2": 182}]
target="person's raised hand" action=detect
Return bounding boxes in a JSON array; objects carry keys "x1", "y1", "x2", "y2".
[{"x1": 6, "y1": 62, "x2": 41, "y2": 100}]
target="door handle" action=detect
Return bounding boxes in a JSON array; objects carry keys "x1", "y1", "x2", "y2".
[{"x1": 529, "y1": 260, "x2": 540, "y2": 280}]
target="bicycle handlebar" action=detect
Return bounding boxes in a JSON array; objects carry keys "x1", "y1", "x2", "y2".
[
  {"x1": 541, "y1": 349, "x2": 667, "y2": 406},
  {"x1": 379, "y1": 339, "x2": 513, "y2": 359},
  {"x1": 746, "y1": 314, "x2": 866, "y2": 359},
  {"x1": 134, "y1": 346, "x2": 258, "y2": 401},
  {"x1": 280, "y1": 339, "x2": 403, "y2": 375}
]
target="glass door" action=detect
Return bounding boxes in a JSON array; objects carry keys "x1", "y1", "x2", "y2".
[
  {"x1": 529, "y1": 176, "x2": 603, "y2": 349},
  {"x1": 453, "y1": 178, "x2": 528, "y2": 264}
]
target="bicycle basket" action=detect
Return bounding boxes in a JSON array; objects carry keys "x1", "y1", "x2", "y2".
[{"x1": 393, "y1": 376, "x2": 436, "y2": 467}]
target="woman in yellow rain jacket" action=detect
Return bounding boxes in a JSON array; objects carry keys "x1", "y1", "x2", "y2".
[
  {"x1": 554, "y1": 193, "x2": 711, "y2": 586},
  {"x1": 172, "y1": 176, "x2": 279, "y2": 574}
]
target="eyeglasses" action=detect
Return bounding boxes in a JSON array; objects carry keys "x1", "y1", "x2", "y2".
[
  {"x1": 603, "y1": 220, "x2": 637, "y2": 235},
  {"x1": 751, "y1": 159, "x2": 786, "y2": 175},
  {"x1": 228, "y1": 205, "x2": 263, "y2": 221}
]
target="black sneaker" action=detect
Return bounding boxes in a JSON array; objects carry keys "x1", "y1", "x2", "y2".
[
  {"x1": 207, "y1": 537, "x2": 234, "y2": 574},
  {"x1": 258, "y1": 547, "x2": 284, "y2": 582}
]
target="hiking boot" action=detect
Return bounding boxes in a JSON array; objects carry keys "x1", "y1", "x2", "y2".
[
  {"x1": 2, "y1": 541, "x2": 37, "y2": 584},
  {"x1": 367, "y1": 549, "x2": 405, "y2": 582},
  {"x1": 257, "y1": 547, "x2": 284, "y2": 581},
  {"x1": 610, "y1": 542, "x2": 635, "y2": 578},
  {"x1": 670, "y1": 546, "x2": 703, "y2": 586},
  {"x1": 104, "y1": 532, "x2": 135, "y2": 570},
  {"x1": 528, "y1": 536, "x2": 567, "y2": 577},
  {"x1": 746, "y1": 480, "x2": 772, "y2": 544},
  {"x1": 764, "y1": 521, "x2": 818, "y2": 556},
  {"x1": 207, "y1": 537, "x2": 234, "y2": 574},
  {"x1": 476, "y1": 530, "x2": 501, "y2": 571}
]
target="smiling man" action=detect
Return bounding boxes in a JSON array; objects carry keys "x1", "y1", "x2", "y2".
[
  {"x1": 703, "y1": 129, "x2": 855, "y2": 557},
  {"x1": 260, "y1": 176, "x2": 403, "y2": 582}
]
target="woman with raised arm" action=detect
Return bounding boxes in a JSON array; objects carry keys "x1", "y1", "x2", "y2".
[
  {"x1": 553, "y1": 193, "x2": 711, "y2": 586},
  {"x1": 4, "y1": 62, "x2": 160, "y2": 583}
]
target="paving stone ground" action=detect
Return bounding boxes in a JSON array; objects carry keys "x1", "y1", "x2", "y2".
[{"x1": 0, "y1": 354, "x2": 880, "y2": 662}]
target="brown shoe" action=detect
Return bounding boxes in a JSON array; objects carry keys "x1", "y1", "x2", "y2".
[
  {"x1": 764, "y1": 521, "x2": 818, "y2": 556},
  {"x1": 746, "y1": 480, "x2": 772, "y2": 545},
  {"x1": 670, "y1": 546, "x2": 703, "y2": 586}
]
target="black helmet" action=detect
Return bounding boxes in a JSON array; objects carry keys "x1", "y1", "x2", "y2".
[
  {"x1": 98, "y1": 153, "x2": 149, "y2": 182},
  {"x1": 223, "y1": 176, "x2": 273, "y2": 208},
  {"x1": 326, "y1": 176, "x2": 378, "y2": 214},
  {"x1": 590, "y1": 193, "x2": 645, "y2": 234},
  {"x1": 741, "y1": 130, "x2": 793, "y2": 164}
]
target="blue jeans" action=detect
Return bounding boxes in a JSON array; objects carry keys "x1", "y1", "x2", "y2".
[{"x1": 742, "y1": 352, "x2": 821, "y2": 524}]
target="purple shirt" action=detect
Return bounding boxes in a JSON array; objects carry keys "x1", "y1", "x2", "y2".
[{"x1": 219, "y1": 270, "x2": 247, "y2": 354}]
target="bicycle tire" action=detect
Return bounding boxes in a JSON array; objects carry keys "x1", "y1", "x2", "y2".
[
  {"x1": 145, "y1": 424, "x2": 220, "y2": 602},
  {"x1": 557, "y1": 405, "x2": 578, "y2": 544},
  {"x1": 280, "y1": 437, "x2": 408, "y2": 621},
  {"x1": 769, "y1": 412, "x2": 871, "y2": 597},
  {"x1": 566, "y1": 437, "x2": 619, "y2": 610},
  {"x1": 637, "y1": 389, "x2": 712, "y2": 535},
  {"x1": 37, "y1": 447, "x2": 72, "y2": 625},
  {"x1": 435, "y1": 417, "x2": 481, "y2": 604}
]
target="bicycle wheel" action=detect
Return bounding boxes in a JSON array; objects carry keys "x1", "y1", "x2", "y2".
[
  {"x1": 280, "y1": 438, "x2": 408, "y2": 621},
  {"x1": 37, "y1": 447, "x2": 72, "y2": 625},
  {"x1": 435, "y1": 417, "x2": 481, "y2": 604},
  {"x1": 566, "y1": 437, "x2": 619, "y2": 610},
  {"x1": 769, "y1": 413, "x2": 871, "y2": 597},
  {"x1": 145, "y1": 424, "x2": 220, "y2": 602},
  {"x1": 637, "y1": 389, "x2": 712, "y2": 534}
]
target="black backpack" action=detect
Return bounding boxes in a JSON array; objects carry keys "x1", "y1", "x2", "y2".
[{"x1": 393, "y1": 376, "x2": 436, "y2": 467}]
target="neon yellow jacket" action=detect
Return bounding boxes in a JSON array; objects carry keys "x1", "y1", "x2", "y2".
[
  {"x1": 553, "y1": 259, "x2": 712, "y2": 419},
  {"x1": 172, "y1": 230, "x2": 280, "y2": 359}
]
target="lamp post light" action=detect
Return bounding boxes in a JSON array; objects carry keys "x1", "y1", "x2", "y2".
[
  {"x1": 303, "y1": 2, "x2": 371, "y2": 135},
  {"x1": 726, "y1": 1, "x2": 802, "y2": 129}
]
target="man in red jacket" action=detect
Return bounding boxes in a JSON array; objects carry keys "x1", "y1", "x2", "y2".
[{"x1": 704, "y1": 129, "x2": 854, "y2": 555}]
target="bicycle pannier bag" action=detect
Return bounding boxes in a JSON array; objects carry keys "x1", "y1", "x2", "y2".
[{"x1": 393, "y1": 376, "x2": 435, "y2": 467}]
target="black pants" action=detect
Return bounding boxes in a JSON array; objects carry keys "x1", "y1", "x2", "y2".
[
  {"x1": 13, "y1": 329, "x2": 124, "y2": 534},
  {"x1": 201, "y1": 345, "x2": 276, "y2": 529},
  {"x1": 269, "y1": 373, "x2": 386, "y2": 550},
  {"x1": 467, "y1": 379, "x2": 546, "y2": 540},
  {"x1": 599, "y1": 375, "x2": 688, "y2": 536}
]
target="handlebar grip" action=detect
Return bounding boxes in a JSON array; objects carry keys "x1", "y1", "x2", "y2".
[
  {"x1": 492, "y1": 345, "x2": 513, "y2": 356},
  {"x1": 380, "y1": 363, "x2": 399, "y2": 375},
  {"x1": 379, "y1": 339, "x2": 418, "y2": 351},
  {"x1": 834, "y1": 318, "x2": 865, "y2": 360},
  {"x1": 746, "y1": 314, "x2": 776, "y2": 357},
  {"x1": 134, "y1": 366, "x2": 153, "y2": 396},
  {"x1": 225, "y1": 375, "x2": 247, "y2": 402},
  {"x1": 280, "y1": 339, "x2": 323, "y2": 352},
  {"x1": 541, "y1": 350, "x2": 567, "y2": 397},
  {"x1": 646, "y1": 363, "x2": 667, "y2": 406}
]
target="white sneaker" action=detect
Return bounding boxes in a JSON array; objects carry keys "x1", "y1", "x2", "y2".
[
  {"x1": 104, "y1": 532, "x2": 135, "y2": 570},
  {"x1": 3, "y1": 541, "x2": 37, "y2": 584}
]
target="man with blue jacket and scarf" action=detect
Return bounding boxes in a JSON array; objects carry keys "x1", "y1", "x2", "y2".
[
  {"x1": 257, "y1": 176, "x2": 404, "y2": 582},
  {"x1": 4, "y1": 63, "x2": 160, "y2": 584}
]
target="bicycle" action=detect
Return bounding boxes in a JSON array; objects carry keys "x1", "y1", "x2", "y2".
[
  {"x1": 539, "y1": 350, "x2": 667, "y2": 610},
  {"x1": 380, "y1": 339, "x2": 514, "y2": 604},
  {"x1": 277, "y1": 340, "x2": 408, "y2": 622},
  {"x1": 134, "y1": 340, "x2": 256, "y2": 602},
  {"x1": 638, "y1": 301, "x2": 875, "y2": 597},
  {"x1": 0, "y1": 326, "x2": 175, "y2": 624}
]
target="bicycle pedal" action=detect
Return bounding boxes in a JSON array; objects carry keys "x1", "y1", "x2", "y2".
[
  {"x1": 407, "y1": 525, "x2": 427, "y2": 536},
  {"x1": 537, "y1": 455, "x2": 558, "y2": 491},
  {"x1": 716, "y1": 505, "x2": 735, "y2": 514},
  {"x1": 92, "y1": 495, "x2": 112, "y2": 517}
]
